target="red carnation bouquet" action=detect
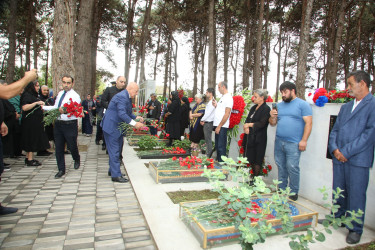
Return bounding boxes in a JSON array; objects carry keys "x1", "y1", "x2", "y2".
[
  {"x1": 43, "y1": 98, "x2": 84, "y2": 126},
  {"x1": 229, "y1": 96, "x2": 246, "y2": 129}
]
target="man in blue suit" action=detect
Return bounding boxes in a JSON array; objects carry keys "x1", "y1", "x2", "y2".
[
  {"x1": 101, "y1": 82, "x2": 144, "y2": 183},
  {"x1": 328, "y1": 70, "x2": 375, "y2": 244}
]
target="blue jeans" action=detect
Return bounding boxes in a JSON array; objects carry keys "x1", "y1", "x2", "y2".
[
  {"x1": 274, "y1": 137, "x2": 301, "y2": 194},
  {"x1": 215, "y1": 127, "x2": 228, "y2": 162}
]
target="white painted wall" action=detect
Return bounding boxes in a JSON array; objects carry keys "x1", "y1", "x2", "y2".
[{"x1": 228, "y1": 103, "x2": 375, "y2": 230}]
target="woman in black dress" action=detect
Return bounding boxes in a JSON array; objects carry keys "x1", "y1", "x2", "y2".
[
  {"x1": 242, "y1": 89, "x2": 270, "y2": 177},
  {"x1": 165, "y1": 91, "x2": 181, "y2": 146},
  {"x1": 21, "y1": 82, "x2": 50, "y2": 166},
  {"x1": 180, "y1": 97, "x2": 190, "y2": 137}
]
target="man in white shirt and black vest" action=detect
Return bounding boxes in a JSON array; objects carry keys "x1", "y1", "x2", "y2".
[{"x1": 44, "y1": 75, "x2": 81, "y2": 178}]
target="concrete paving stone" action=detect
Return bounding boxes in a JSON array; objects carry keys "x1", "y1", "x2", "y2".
[
  {"x1": 52, "y1": 200, "x2": 75, "y2": 205},
  {"x1": 34, "y1": 235, "x2": 66, "y2": 244},
  {"x1": 2, "y1": 245, "x2": 33, "y2": 250},
  {"x1": 1, "y1": 239, "x2": 34, "y2": 248},
  {"x1": 95, "y1": 221, "x2": 122, "y2": 232},
  {"x1": 122, "y1": 226, "x2": 148, "y2": 233},
  {"x1": 64, "y1": 236, "x2": 94, "y2": 245},
  {"x1": 94, "y1": 228, "x2": 123, "y2": 237},
  {"x1": 38, "y1": 230, "x2": 70, "y2": 238},
  {"x1": 0, "y1": 215, "x2": 21, "y2": 222},
  {"x1": 10, "y1": 228, "x2": 40, "y2": 236},
  {"x1": 124, "y1": 235, "x2": 151, "y2": 243},
  {"x1": 128, "y1": 245, "x2": 156, "y2": 250},
  {"x1": 67, "y1": 223, "x2": 95, "y2": 231},
  {"x1": 46, "y1": 212, "x2": 72, "y2": 219},
  {"x1": 50, "y1": 205, "x2": 74, "y2": 212},
  {"x1": 3, "y1": 234, "x2": 38, "y2": 242},
  {"x1": 95, "y1": 208, "x2": 118, "y2": 215},
  {"x1": 122, "y1": 230, "x2": 150, "y2": 238},
  {"x1": 94, "y1": 233, "x2": 123, "y2": 242},
  {"x1": 94, "y1": 238, "x2": 125, "y2": 249},
  {"x1": 18, "y1": 217, "x2": 46, "y2": 224},
  {"x1": 69, "y1": 217, "x2": 95, "y2": 224},
  {"x1": 62, "y1": 242, "x2": 94, "y2": 250},
  {"x1": 39, "y1": 226, "x2": 68, "y2": 234},
  {"x1": 66, "y1": 228, "x2": 95, "y2": 237},
  {"x1": 42, "y1": 222, "x2": 70, "y2": 229},
  {"x1": 32, "y1": 243, "x2": 63, "y2": 250},
  {"x1": 124, "y1": 239, "x2": 154, "y2": 249}
]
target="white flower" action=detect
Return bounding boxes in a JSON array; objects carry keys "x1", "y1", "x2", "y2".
[{"x1": 181, "y1": 136, "x2": 185, "y2": 140}]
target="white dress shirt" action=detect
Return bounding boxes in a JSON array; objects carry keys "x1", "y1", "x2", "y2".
[
  {"x1": 201, "y1": 99, "x2": 215, "y2": 122},
  {"x1": 43, "y1": 89, "x2": 81, "y2": 121}
]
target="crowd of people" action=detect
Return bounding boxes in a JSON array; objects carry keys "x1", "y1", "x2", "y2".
[{"x1": 0, "y1": 70, "x2": 374, "y2": 245}]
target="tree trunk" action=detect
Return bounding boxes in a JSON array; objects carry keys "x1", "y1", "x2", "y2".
[
  {"x1": 172, "y1": 36, "x2": 178, "y2": 91},
  {"x1": 163, "y1": 34, "x2": 171, "y2": 98},
  {"x1": 153, "y1": 29, "x2": 161, "y2": 80},
  {"x1": 353, "y1": 2, "x2": 365, "y2": 71},
  {"x1": 253, "y1": 0, "x2": 264, "y2": 90},
  {"x1": 295, "y1": 0, "x2": 314, "y2": 99},
  {"x1": 282, "y1": 36, "x2": 290, "y2": 83},
  {"x1": 45, "y1": 32, "x2": 51, "y2": 87},
  {"x1": 74, "y1": 0, "x2": 96, "y2": 97},
  {"x1": 90, "y1": 0, "x2": 105, "y2": 95},
  {"x1": 193, "y1": 28, "x2": 198, "y2": 97},
  {"x1": 207, "y1": 0, "x2": 216, "y2": 89},
  {"x1": 222, "y1": 0, "x2": 231, "y2": 83},
  {"x1": 25, "y1": 0, "x2": 34, "y2": 71},
  {"x1": 124, "y1": 0, "x2": 137, "y2": 81},
  {"x1": 5, "y1": 0, "x2": 17, "y2": 83},
  {"x1": 200, "y1": 30, "x2": 207, "y2": 94},
  {"x1": 273, "y1": 22, "x2": 283, "y2": 102},
  {"x1": 242, "y1": 3, "x2": 251, "y2": 90},
  {"x1": 52, "y1": 0, "x2": 76, "y2": 93},
  {"x1": 32, "y1": 4, "x2": 38, "y2": 71},
  {"x1": 263, "y1": 0, "x2": 270, "y2": 89},
  {"x1": 328, "y1": 0, "x2": 350, "y2": 90},
  {"x1": 139, "y1": 0, "x2": 153, "y2": 85}
]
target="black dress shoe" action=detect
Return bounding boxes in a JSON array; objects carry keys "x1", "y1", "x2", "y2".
[
  {"x1": 3, "y1": 163, "x2": 10, "y2": 167},
  {"x1": 74, "y1": 161, "x2": 80, "y2": 169},
  {"x1": 0, "y1": 205, "x2": 18, "y2": 215},
  {"x1": 111, "y1": 176, "x2": 129, "y2": 183},
  {"x1": 346, "y1": 231, "x2": 361, "y2": 244},
  {"x1": 108, "y1": 171, "x2": 126, "y2": 177},
  {"x1": 289, "y1": 194, "x2": 298, "y2": 201},
  {"x1": 95, "y1": 140, "x2": 100, "y2": 145},
  {"x1": 55, "y1": 171, "x2": 65, "y2": 178}
]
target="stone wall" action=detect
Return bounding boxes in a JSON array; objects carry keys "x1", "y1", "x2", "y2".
[{"x1": 228, "y1": 103, "x2": 375, "y2": 230}]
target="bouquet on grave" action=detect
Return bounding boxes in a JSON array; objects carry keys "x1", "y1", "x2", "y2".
[{"x1": 43, "y1": 98, "x2": 84, "y2": 126}]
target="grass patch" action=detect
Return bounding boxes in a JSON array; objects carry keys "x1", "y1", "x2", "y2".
[
  {"x1": 342, "y1": 241, "x2": 375, "y2": 250},
  {"x1": 167, "y1": 189, "x2": 220, "y2": 204}
]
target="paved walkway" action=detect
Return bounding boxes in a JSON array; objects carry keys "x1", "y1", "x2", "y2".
[{"x1": 0, "y1": 134, "x2": 156, "y2": 250}]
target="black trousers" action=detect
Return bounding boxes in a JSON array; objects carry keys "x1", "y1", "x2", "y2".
[{"x1": 54, "y1": 120, "x2": 80, "y2": 172}]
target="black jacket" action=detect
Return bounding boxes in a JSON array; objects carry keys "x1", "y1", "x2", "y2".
[
  {"x1": 167, "y1": 99, "x2": 181, "y2": 123},
  {"x1": 101, "y1": 86, "x2": 123, "y2": 109},
  {"x1": 146, "y1": 99, "x2": 162, "y2": 120},
  {"x1": 242, "y1": 102, "x2": 270, "y2": 146}
]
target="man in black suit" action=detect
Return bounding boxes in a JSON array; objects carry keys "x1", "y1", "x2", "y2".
[
  {"x1": 101, "y1": 76, "x2": 126, "y2": 109},
  {"x1": 146, "y1": 93, "x2": 161, "y2": 135}
]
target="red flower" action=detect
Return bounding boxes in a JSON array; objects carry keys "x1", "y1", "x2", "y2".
[
  {"x1": 267, "y1": 165, "x2": 272, "y2": 170},
  {"x1": 229, "y1": 96, "x2": 246, "y2": 129},
  {"x1": 263, "y1": 169, "x2": 268, "y2": 174},
  {"x1": 265, "y1": 96, "x2": 273, "y2": 102},
  {"x1": 166, "y1": 133, "x2": 170, "y2": 138},
  {"x1": 172, "y1": 157, "x2": 177, "y2": 161},
  {"x1": 250, "y1": 169, "x2": 254, "y2": 175},
  {"x1": 237, "y1": 140, "x2": 243, "y2": 147},
  {"x1": 240, "y1": 147, "x2": 244, "y2": 154},
  {"x1": 240, "y1": 133, "x2": 245, "y2": 140},
  {"x1": 308, "y1": 93, "x2": 312, "y2": 96}
]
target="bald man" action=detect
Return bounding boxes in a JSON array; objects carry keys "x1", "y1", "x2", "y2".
[{"x1": 101, "y1": 82, "x2": 144, "y2": 183}]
